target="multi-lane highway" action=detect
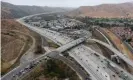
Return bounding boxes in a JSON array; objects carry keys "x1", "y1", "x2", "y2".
[
  {"x1": 2, "y1": 12, "x2": 133, "y2": 80},
  {"x1": 47, "y1": 50, "x2": 90, "y2": 80},
  {"x1": 89, "y1": 38, "x2": 133, "y2": 68},
  {"x1": 17, "y1": 17, "x2": 133, "y2": 80},
  {"x1": 1, "y1": 36, "x2": 86, "y2": 80}
]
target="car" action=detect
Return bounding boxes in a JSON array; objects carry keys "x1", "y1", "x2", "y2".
[
  {"x1": 21, "y1": 71, "x2": 26, "y2": 74},
  {"x1": 39, "y1": 60, "x2": 42, "y2": 62},
  {"x1": 112, "y1": 75, "x2": 116, "y2": 77},
  {"x1": 36, "y1": 61, "x2": 40, "y2": 64},
  {"x1": 17, "y1": 72, "x2": 22, "y2": 76},
  {"x1": 12, "y1": 74, "x2": 16, "y2": 78},
  {"x1": 20, "y1": 70, "x2": 24, "y2": 73}
]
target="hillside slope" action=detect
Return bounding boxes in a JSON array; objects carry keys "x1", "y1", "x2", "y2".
[
  {"x1": 1, "y1": 1, "x2": 72, "y2": 19},
  {"x1": 68, "y1": 2, "x2": 133, "y2": 18},
  {"x1": 1, "y1": 1, "x2": 74, "y2": 75}
]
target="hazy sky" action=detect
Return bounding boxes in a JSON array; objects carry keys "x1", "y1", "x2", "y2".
[{"x1": 2, "y1": 0, "x2": 133, "y2": 7}]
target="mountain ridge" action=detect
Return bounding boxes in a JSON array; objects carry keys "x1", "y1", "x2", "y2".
[
  {"x1": 67, "y1": 2, "x2": 133, "y2": 18},
  {"x1": 1, "y1": 1, "x2": 73, "y2": 19},
  {"x1": 2, "y1": 1, "x2": 133, "y2": 19}
]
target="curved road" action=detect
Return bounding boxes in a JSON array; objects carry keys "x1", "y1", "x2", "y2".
[
  {"x1": 89, "y1": 38, "x2": 133, "y2": 68},
  {"x1": 14, "y1": 13, "x2": 133, "y2": 80},
  {"x1": 96, "y1": 28, "x2": 112, "y2": 46},
  {"x1": 1, "y1": 37, "x2": 86, "y2": 80}
]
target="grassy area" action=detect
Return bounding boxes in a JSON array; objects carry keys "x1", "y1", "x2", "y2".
[{"x1": 21, "y1": 59, "x2": 80, "y2": 80}]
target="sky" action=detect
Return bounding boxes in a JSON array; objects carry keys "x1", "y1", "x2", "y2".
[{"x1": 2, "y1": 0, "x2": 133, "y2": 7}]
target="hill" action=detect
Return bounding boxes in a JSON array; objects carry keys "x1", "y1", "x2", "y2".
[
  {"x1": 67, "y1": 2, "x2": 133, "y2": 18},
  {"x1": 1, "y1": 19, "x2": 44, "y2": 75},
  {"x1": 1, "y1": 1, "x2": 73, "y2": 75},
  {"x1": 1, "y1": 1, "x2": 73, "y2": 19}
]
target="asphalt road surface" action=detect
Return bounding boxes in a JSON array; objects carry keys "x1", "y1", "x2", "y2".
[{"x1": 15, "y1": 14, "x2": 133, "y2": 80}]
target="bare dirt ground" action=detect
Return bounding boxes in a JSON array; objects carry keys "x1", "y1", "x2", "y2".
[
  {"x1": 102, "y1": 28, "x2": 133, "y2": 60},
  {"x1": 1, "y1": 19, "x2": 42, "y2": 75},
  {"x1": 102, "y1": 28, "x2": 133, "y2": 73},
  {"x1": 91, "y1": 29, "x2": 113, "y2": 57},
  {"x1": 91, "y1": 28, "x2": 133, "y2": 73},
  {"x1": 1, "y1": 30, "x2": 29, "y2": 62}
]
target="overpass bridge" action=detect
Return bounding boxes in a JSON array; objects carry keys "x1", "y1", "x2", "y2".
[
  {"x1": 89, "y1": 38, "x2": 133, "y2": 68},
  {"x1": 15, "y1": 13, "x2": 133, "y2": 80},
  {"x1": 1, "y1": 37, "x2": 86, "y2": 80},
  {"x1": 56, "y1": 37, "x2": 86, "y2": 52}
]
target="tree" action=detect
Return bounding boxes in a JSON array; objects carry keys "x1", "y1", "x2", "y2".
[{"x1": 34, "y1": 45, "x2": 44, "y2": 54}]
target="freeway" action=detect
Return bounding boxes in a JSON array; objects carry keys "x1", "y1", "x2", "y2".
[
  {"x1": 102, "y1": 28, "x2": 133, "y2": 60},
  {"x1": 16, "y1": 14, "x2": 133, "y2": 80},
  {"x1": 43, "y1": 29, "x2": 132, "y2": 80},
  {"x1": 68, "y1": 45, "x2": 126, "y2": 80},
  {"x1": 89, "y1": 38, "x2": 133, "y2": 68},
  {"x1": 2, "y1": 36, "x2": 85, "y2": 80},
  {"x1": 95, "y1": 28, "x2": 112, "y2": 46},
  {"x1": 40, "y1": 28, "x2": 133, "y2": 79},
  {"x1": 19, "y1": 11, "x2": 65, "y2": 21},
  {"x1": 17, "y1": 18, "x2": 103, "y2": 80},
  {"x1": 56, "y1": 37, "x2": 86, "y2": 52},
  {"x1": 47, "y1": 51, "x2": 90, "y2": 80}
]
